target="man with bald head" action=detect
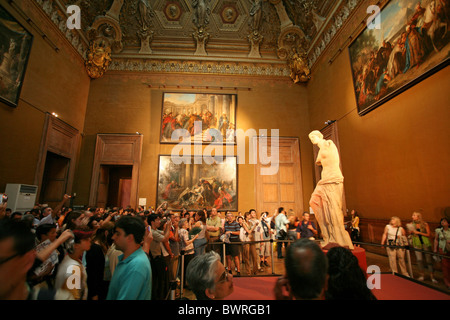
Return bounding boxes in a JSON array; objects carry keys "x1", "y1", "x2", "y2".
[{"x1": 274, "y1": 238, "x2": 328, "y2": 300}]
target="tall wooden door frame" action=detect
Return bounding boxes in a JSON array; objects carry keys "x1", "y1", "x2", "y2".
[
  {"x1": 89, "y1": 134, "x2": 143, "y2": 209},
  {"x1": 35, "y1": 113, "x2": 80, "y2": 204},
  {"x1": 254, "y1": 136, "x2": 304, "y2": 216}
]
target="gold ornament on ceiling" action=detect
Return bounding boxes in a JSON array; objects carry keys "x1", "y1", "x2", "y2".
[
  {"x1": 287, "y1": 47, "x2": 310, "y2": 83},
  {"x1": 85, "y1": 39, "x2": 112, "y2": 79}
]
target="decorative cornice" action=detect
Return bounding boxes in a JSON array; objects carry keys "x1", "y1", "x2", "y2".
[
  {"x1": 30, "y1": 0, "x2": 362, "y2": 79},
  {"x1": 307, "y1": 0, "x2": 360, "y2": 68},
  {"x1": 34, "y1": 0, "x2": 89, "y2": 59},
  {"x1": 108, "y1": 58, "x2": 291, "y2": 77}
]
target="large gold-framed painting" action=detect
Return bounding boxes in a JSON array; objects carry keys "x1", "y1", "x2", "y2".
[
  {"x1": 160, "y1": 92, "x2": 237, "y2": 144},
  {"x1": 156, "y1": 155, "x2": 237, "y2": 211},
  {"x1": 349, "y1": 0, "x2": 450, "y2": 115},
  {"x1": 0, "y1": 4, "x2": 33, "y2": 108}
]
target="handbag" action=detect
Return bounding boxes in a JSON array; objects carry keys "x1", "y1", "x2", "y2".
[
  {"x1": 278, "y1": 229, "x2": 287, "y2": 240},
  {"x1": 261, "y1": 220, "x2": 269, "y2": 238}
]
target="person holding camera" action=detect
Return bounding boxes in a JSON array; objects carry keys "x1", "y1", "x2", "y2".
[
  {"x1": 408, "y1": 211, "x2": 436, "y2": 283},
  {"x1": 381, "y1": 216, "x2": 409, "y2": 277},
  {"x1": 147, "y1": 213, "x2": 172, "y2": 300}
]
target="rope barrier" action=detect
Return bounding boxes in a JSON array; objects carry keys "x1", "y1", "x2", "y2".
[{"x1": 169, "y1": 237, "x2": 449, "y2": 299}]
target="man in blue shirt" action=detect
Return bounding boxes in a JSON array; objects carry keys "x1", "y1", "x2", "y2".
[
  {"x1": 296, "y1": 212, "x2": 318, "y2": 240},
  {"x1": 107, "y1": 216, "x2": 152, "y2": 300},
  {"x1": 275, "y1": 207, "x2": 289, "y2": 259}
]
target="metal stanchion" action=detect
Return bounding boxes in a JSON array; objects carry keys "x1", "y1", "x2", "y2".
[
  {"x1": 270, "y1": 238, "x2": 275, "y2": 275},
  {"x1": 168, "y1": 280, "x2": 177, "y2": 300},
  {"x1": 180, "y1": 250, "x2": 185, "y2": 298},
  {"x1": 406, "y1": 249, "x2": 414, "y2": 278},
  {"x1": 222, "y1": 242, "x2": 227, "y2": 268}
]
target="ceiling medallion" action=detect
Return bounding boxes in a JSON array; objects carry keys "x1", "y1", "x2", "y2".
[
  {"x1": 164, "y1": 2, "x2": 182, "y2": 21},
  {"x1": 220, "y1": 5, "x2": 238, "y2": 24}
]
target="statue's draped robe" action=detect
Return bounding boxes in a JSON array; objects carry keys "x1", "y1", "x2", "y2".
[{"x1": 309, "y1": 140, "x2": 354, "y2": 250}]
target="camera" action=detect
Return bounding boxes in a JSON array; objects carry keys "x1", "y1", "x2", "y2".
[
  {"x1": 62, "y1": 230, "x2": 75, "y2": 253},
  {"x1": 0, "y1": 193, "x2": 7, "y2": 205}
]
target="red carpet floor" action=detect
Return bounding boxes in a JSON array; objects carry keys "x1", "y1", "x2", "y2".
[{"x1": 223, "y1": 274, "x2": 450, "y2": 300}]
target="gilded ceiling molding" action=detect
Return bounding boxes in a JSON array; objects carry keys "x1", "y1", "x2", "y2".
[
  {"x1": 277, "y1": 26, "x2": 310, "y2": 83},
  {"x1": 267, "y1": 0, "x2": 310, "y2": 83},
  {"x1": 108, "y1": 58, "x2": 291, "y2": 78},
  {"x1": 269, "y1": 0, "x2": 294, "y2": 30},
  {"x1": 34, "y1": 0, "x2": 88, "y2": 58},
  {"x1": 307, "y1": 0, "x2": 360, "y2": 69},
  {"x1": 85, "y1": 6, "x2": 124, "y2": 79}
]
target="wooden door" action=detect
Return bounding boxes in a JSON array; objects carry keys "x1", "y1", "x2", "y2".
[
  {"x1": 118, "y1": 179, "x2": 132, "y2": 208},
  {"x1": 96, "y1": 166, "x2": 110, "y2": 209},
  {"x1": 89, "y1": 134, "x2": 143, "y2": 209},
  {"x1": 39, "y1": 152, "x2": 70, "y2": 207},
  {"x1": 35, "y1": 113, "x2": 80, "y2": 203},
  {"x1": 254, "y1": 137, "x2": 304, "y2": 216}
]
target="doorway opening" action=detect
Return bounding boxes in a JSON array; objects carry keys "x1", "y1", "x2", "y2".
[
  {"x1": 97, "y1": 165, "x2": 133, "y2": 209},
  {"x1": 40, "y1": 151, "x2": 70, "y2": 208}
]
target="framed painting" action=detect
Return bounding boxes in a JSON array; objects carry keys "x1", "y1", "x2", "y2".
[
  {"x1": 156, "y1": 155, "x2": 238, "y2": 211},
  {"x1": 160, "y1": 92, "x2": 237, "y2": 144},
  {"x1": 349, "y1": 0, "x2": 450, "y2": 115},
  {"x1": 0, "y1": 4, "x2": 33, "y2": 108}
]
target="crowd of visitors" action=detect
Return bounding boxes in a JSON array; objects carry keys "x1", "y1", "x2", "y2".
[{"x1": 0, "y1": 194, "x2": 449, "y2": 300}]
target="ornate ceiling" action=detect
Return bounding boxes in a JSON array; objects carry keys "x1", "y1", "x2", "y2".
[{"x1": 33, "y1": 0, "x2": 361, "y2": 81}]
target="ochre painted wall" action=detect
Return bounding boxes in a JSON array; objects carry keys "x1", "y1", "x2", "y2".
[
  {"x1": 306, "y1": 3, "x2": 450, "y2": 223},
  {"x1": 0, "y1": 0, "x2": 90, "y2": 192},
  {"x1": 3, "y1": 0, "x2": 448, "y2": 225},
  {"x1": 74, "y1": 73, "x2": 314, "y2": 212}
]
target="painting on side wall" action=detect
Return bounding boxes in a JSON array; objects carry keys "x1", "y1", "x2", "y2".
[
  {"x1": 0, "y1": 5, "x2": 33, "y2": 108},
  {"x1": 160, "y1": 92, "x2": 237, "y2": 144},
  {"x1": 156, "y1": 155, "x2": 237, "y2": 211},
  {"x1": 349, "y1": 0, "x2": 450, "y2": 115}
]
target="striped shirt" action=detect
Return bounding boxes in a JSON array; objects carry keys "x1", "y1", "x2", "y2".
[{"x1": 224, "y1": 221, "x2": 241, "y2": 240}]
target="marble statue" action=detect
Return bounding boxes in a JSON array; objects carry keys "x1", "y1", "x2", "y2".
[{"x1": 308, "y1": 130, "x2": 354, "y2": 250}]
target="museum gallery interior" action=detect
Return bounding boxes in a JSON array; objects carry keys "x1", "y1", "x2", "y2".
[{"x1": 0, "y1": 0, "x2": 449, "y2": 298}]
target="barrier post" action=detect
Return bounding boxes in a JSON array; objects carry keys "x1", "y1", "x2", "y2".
[
  {"x1": 406, "y1": 248, "x2": 414, "y2": 278},
  {"x1": 222, "y1": 241, "x2": 227, "y2": 268},
  {"x1": 270, "y1": 238, "x2": 275, "y2": 274},
  {"x1": 180, "y1": 251, "x2": 185, "y2": 298},
  {"x1": 168, "y1": 280, "x2": 177, "y2": 300}
]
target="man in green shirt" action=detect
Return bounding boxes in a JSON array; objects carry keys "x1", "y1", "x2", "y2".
[{"x1": 107, "y1": 216, "x2": 152, "y2": 300}]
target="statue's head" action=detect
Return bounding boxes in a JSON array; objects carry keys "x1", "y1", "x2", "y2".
[{"x1": 308, "y1": 130, "x2": 323, "y2": 144}]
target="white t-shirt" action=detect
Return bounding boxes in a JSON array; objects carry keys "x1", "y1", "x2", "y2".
[
  {"x1": 54, "y1": 255, "x2": 88, "y2": 300},
  {"x1": 386, "y1": 224, "x2": 403, "y2": 244}
]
